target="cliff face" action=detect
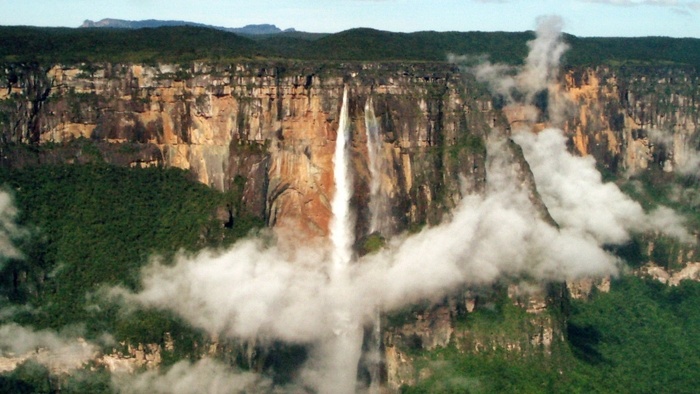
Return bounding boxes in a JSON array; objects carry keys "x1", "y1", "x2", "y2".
[
  {"x1": 0, "y1": 62, "x2": 493, "y2": 238},
  {"x1": 561, "y1": 66, "x2": 700, "y2": 176},
  {"x1": 1, "y1": 63, "x2": 698, "y2": 242}
]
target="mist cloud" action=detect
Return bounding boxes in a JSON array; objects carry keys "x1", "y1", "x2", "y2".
[
  {"x1": 359, "y1": 135, "x2": 623, "y2": 308},
  {"x1": 521, "y1": 16, "x2": 569, "y2": 99},
  {"x1": 0, "y1": 324, "x2": 100, "y2": 372},
  {"x1": 466, "y1": 15, "x2": 571, "y2": 125},
  {"x1": 577, "y1": 0, "x2": 700, "y2": 12},
  {"x1": 463, "y1": 15, "x2": 691, "y2": 245},
  {"x1": 469, "y1": 15, "x2": 567, "y2": 98},
  {"x1": 113, "y1": 358, "x2": 274, "y2": 394},
  {"x1": 110, "y1": 240, "x2": 334, "y2": 343},
  {"x1": 647, "y1": 128, "x2": 700, "y2": 176},
  {"x1": 0, "y1": 191, "x2": 24, "y2": 262},
  {"x1": 115, "y1": 130, "x2": 641, "y2": 348},
  {"x1": 111, "y1": 131, "x2": 628, "y2": 391},
  {"x1": 513, "y1": 128, "x2": 691, "y2": 244}
]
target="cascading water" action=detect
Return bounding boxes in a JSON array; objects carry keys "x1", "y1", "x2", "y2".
[
  {"x1": 319, "y1": 86, "x2": 363, "y2": 394},
  {"x1": 331, "y1": 87, "x2": 354, "y2": 273},
  {"x1": 365, "y1": 96, "x2": 386, "y2": 393},
  {"x1": 364, "y1": 96, "x2": 387, "y2": 234},
  {"x1": 367, "y1": 308, "x2": 382, "y2": 394}
]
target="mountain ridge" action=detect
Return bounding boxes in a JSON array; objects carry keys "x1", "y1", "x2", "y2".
[{"x1": 80, "y1": 18, "x2": 296, "y2": 35}]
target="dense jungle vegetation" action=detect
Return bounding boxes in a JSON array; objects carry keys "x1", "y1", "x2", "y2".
[
  {"x1": 0, "y1": 162, "x2": 263, "y2": 359},
  {"x1": 399, "y1": 168, "x2": 700, "y2": 393},
  {"x1": 1, "y1": 25, "x2": 699, "y2": 67},
  {"x1": 401, "y1": 276, "x2": 700, "y2": 393}
]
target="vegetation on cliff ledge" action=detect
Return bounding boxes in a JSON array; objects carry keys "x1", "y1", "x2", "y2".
[{"x1": 400, "y1": 276, "x2": 700, "y2": 393}]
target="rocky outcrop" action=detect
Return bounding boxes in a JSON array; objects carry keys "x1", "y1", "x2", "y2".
[
  {"x1": 638, "y1": 262, "x2": 700, "y2": 285},
  {"x1": 566, "y1": 277, "x2": 611, "y2": 300},
  {"x1": 382, "y1": 285, "x2": 565, "y2": 391},
  {"x1": 98, "y1": 342, "x2": 165, "y2": 373}
]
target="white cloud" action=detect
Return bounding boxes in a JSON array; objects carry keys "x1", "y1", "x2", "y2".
[
  {"x1": 116, "y1": 126, "x2": 646, "y2": 347},
  {"x1": 111, "y1": 130, "x2": 637, "y2": 391},
  {"x1": 461, "y1": 15, "x2": 692, "y2": 246},
  {"x1": 577, "y1": 0, "x2": 700, "y2": 11},
  {"x1": 112, "y1": 358, "x2": 275, "y2": 394},
  {"x1": 0, "y1": 324, "x2": 100, "y2": 372},
  {"x1": 110, "y1": 240, "x2": 335, "y2": 343},
  {"x1": 513, "y1": 128, "x2": 692, "y2": 244},
  {"x1": 0, "y1": 191, "x2": 24, "y2": 262},
  {"x1": 647, "y1": 128, "x2": 700, "y2": 176},
  {"x1": 466, "y1": 15, "x2": 572, "y2": 124}
]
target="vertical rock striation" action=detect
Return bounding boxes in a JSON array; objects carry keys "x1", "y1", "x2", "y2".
[
  {"x1": 561, "y1": 66, "x2": 700, "y2": 176},
  {"x1": 0, "y1": 62, "x2": 494, "y2": 240}
]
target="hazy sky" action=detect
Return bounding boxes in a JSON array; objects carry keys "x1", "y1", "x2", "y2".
[{"x1": 2, "y1": 0, "x2": 699, "y2": 37}]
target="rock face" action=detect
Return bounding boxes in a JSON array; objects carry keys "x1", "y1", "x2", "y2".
[
  {"x1": 0, "y1": 62, "x2": 492, "y2": 239},
  {"x1": 2, "y1": 62, "x2": 697, "y2": 247},
  {"x1": 561, "y1": 66, "x2": 700, "y2": 176},
  {"x1": 382, "y1": 287, "x2": 565, "y2": 391},
  {"x1": 639, "y1": 262, "x2": 700, "y2": 285},
  {"x1": 101, "y1": 342, "x2": 165, "y2": 372}
]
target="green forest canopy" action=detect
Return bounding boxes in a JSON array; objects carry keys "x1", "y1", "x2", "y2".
[{"x1": 1, "y1": 25, "x2": 699, "y2": 67}]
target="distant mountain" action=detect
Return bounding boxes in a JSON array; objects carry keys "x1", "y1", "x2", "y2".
[{"x1": 79, "y1": 18, "x2": 295, "y2": 35}]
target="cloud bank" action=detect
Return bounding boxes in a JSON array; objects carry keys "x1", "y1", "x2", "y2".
[
  {"x1": 110, "y1": 132, "x2": 628, "y2": 391},
  {"x1": 514, "y1": 129, "x2": 691, "y2": 244}
]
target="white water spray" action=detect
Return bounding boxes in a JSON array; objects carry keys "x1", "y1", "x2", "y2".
[
  {"x1": 318, "y1": 86, "x2": 364, "y2": 394},
  {"x1": 331, "y1": 87, "x2": 354, "y2": 272}
]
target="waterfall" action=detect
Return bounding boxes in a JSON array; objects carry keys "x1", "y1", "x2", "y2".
[
  {"x1": 367, "y1": 308, "x2": 383, "y2": 394},
  {"x1": 365, "y1": 96, "x2": 385, "y2": 393},
  {"x1": 330, "y1": 87, "x2": 354, "y2": 272},
  {"x1": 364, "y1": 96, "x2": 386, "y2": 234},
  {"x1": 320, "y1": 86, "x2": 363, "y2": 394}
]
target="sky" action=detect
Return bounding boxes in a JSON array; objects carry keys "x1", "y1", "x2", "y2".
[{"x1": 1, "y1": 0, "x2": 699, "y2": 38}]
